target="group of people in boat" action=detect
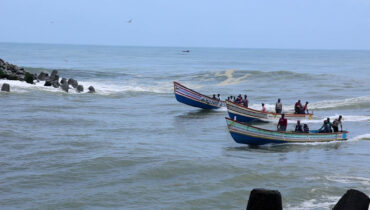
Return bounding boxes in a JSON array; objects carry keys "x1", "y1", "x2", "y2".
[
  {"x1": 227, "y1": 94, "x2": 249, "y2": 107},
  {"x1": 212, "y1": 94, "x2": 221, "y2": 100},
  {"x1": 277, "y1": 114, "x2": 343, "y2": 133},
  {"x1": 275, "y1": 98, "x2": 309, "y2": 114},
  {"x1": 318, "y1": 116, "x2": 343, "y2": 133},
  {"x1": 294, "y1": 100, "x2": 309, "y2": 114}
]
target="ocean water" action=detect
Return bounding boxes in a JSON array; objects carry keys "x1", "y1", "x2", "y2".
[{"x1": 0, "y1": 43, "x2": 369, "y2": 209}]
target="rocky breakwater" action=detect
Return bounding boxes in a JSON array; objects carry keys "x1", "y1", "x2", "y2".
[{"x1": 0, "y1": 58, "x2": 95, "y2": 93}]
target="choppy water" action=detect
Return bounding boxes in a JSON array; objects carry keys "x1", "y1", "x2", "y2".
[{"x1": 0, "y1": 43, "x2": 369, "y2": 209}]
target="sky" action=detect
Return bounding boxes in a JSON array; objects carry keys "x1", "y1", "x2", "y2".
[{"x1": 1, "y1": 0, "x2": 370, "y2": 49}]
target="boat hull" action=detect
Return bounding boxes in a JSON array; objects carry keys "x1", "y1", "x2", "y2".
[
  {"x1": 226, "y1": 100, "x2": 312, "y2": 123},
  {"x1": 226, "y1": 118, "x2": 347, "y2": 145},
  {"x1": 174, "y1": 82, "x2": 224, "y2": 109},
  {"x1": 175, "y1": 93, "x2": 220, "y2": 109}
]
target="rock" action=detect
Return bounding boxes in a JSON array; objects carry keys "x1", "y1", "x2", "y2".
[
  {"x1": 51, "y1": 81, "x2": 60, "y2": 88},
  {"x1": 44, "y1": 80, "x2": 52, "y2": 86},
  {"x1": 6, "y1": 74, "x2": 18, "y2": 80},
  {"x1": 68, "y1": 78, "x2": 78, "y2": 88},
  {"x1": 88, "y1": 86, "x2": 95, "y2": 93},
  {"x1": 60, "y1": 78, "x2": 67, "y2": 85},
  {"x1": 1, "y1": 83, "x2": 10, "y2": 92},
  {"x1": 246, "y1": 188, "x2": 282, "y2": 210},
  {"x1": 76, "y1": 85, "x2": 84, "y2": 93},
  {"x1": 333, "y1": 189, "x2": 370, "y2": 210},
  {"x1": 0, "y1": 69, "x2": 6, "y2": 79},
  {"x1": 37, "y1": 72, "x2": 49, "y2": 81},
  {"x1": 25, "y1": 72, "x2": 35, "y2": 84},
  {"x1": 49, "y1": 70, "x2": 59, "y2": 81},
  {"x1": 61, "y1": 82, "x2": 69, "y2": 92}
]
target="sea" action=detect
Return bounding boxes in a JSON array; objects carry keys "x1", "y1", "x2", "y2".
[{"x1": 0, "y1": 43, "x2": 369, "y2": 209}]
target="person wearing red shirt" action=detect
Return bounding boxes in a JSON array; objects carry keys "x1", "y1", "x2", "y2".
[{"x1": 277, "y1": 114, "x2": 287, "y2": 131}]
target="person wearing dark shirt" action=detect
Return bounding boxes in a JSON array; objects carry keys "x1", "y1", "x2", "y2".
[
  {"x1": 303, "y1": 124, "x2": 309, "y2": 133},
  {"x1": 332, "y1": 115, "x2": 343, "y2": 132},
  {"x1": 243, "y1": 95, "x2": 248, "y2": 107},
  {"x1": 295, "y1": 100, "x2": 303, "y2": 114},
  {"x1": 326, "y1": 117, "x2": 333, "y2": 132},
  {"x1": 319, "y1": 120, "x2": 331, "y2": 133},
  {"x1": 277, "y1": 114, "x2": 287, "y2": 131},
  {"x1": 295, "y1": 120, "x2": 303, "y2": 132}
]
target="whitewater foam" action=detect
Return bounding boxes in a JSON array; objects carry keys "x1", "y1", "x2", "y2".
[
  {"x1": 0, "y1": 79, "x2": 173, "y2": 95},
  {"x1": 286, "y1": 196, "x2": 339, "y2": 210},
  {"x1": 216, "y1": 69, "x2": 249, "y2": 86}
]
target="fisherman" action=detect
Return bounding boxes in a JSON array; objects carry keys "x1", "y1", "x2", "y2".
[
  {"x1": 275, "y1": 98, "x2": 282, "y2": 114},
  {"x1": 327, "y1": 117, "x2": 333, "y2": 132},
  {"x1": 295, "y1": 100, "x2": 303, "y2": 114},
  {"x1": 243, "y1": 95, "x2": 249, "y2": 107},
  {"x1": 295, "y1": 120, "x2": 303, "y2": 132},
  {"x1": 302, "y1": 101, "x2": 309, "y2": 114},
  {"x1": 319, "y1": 120, "x2": 331, "y2": 133},
  {"x1": 277, "y1": 114, "x2": 287, "y2": 132},
  {"x1": 217, "y1": 94, "x2": 221, "y2": 100},
  {"x1": 303, "y1": 124, "x2": 309, "y2": 133},
  {"x1": 332, "y1": 115, "x2": 343, "y2": 132},
  {"x1": 261, "y1": 103, "x2": 266, "y2": 112},
  {"x1": 212, "y1": 94, "x2": 216, "y2": 99}
]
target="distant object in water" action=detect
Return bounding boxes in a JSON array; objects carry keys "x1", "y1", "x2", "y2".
[
  {"x1": 182, "y1": 50, "x2": 190, "y2": 53},
  {"x1": 128, "y1": 19, "x2": 133, "y2": 23}
]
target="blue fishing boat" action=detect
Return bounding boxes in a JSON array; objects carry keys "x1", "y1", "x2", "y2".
[
  {"x1": 174, "y1": 82, "x2": 225, "y2": 109},
  {"x1": 226, "y1": 117, "x2": 347, "y2": 145},
  {"x1": 226, "y1": 100, "x2": 313, "y2": 123}
]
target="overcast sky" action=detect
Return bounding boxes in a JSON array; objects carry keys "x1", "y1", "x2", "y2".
[{"x1": 1, "y1": 0, "x2": 370, "y2": 49}]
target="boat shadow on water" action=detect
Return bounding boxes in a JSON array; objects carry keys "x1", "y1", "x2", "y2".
[{"x1": 174, "y1": 109, "x2": 225, "y2": 120}]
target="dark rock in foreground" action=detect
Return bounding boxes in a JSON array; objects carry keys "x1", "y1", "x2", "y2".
[
  {"x1": 61, "y1": 82, "x2": 69, "y2": 92},
  {"x1": 37, "y1": 72, "x2": 49, "y2": 81},
  {"x1": 333, "y1": 189, "x2": 370, "y2": 210},
  {"x1": 44, "y1": 80, "x2": 52, "y2": 86},
  {"x1": 1, "y1": 83, "x2": 10, "y2": 92},
  {"x1": 76, "y1": 85, "x2": 84, "y2": 93},
  {"x1": 246, "y1": 188, "x2": 282, "y2": 210},
  {"x1": 68, "y1": 78, "x2": 78, "y2": 88},
  {"x1": 52, "y1": 81, "x2": 60, "y2": 88},
  {"x1": 25, "y1": 72, "x2": 35, "y2": 84},
  {"x1": 49, "y1": 70, "x2": 59, "y2": 81},
  {"x1": 60, "y1": 78, "x2": 67, "y2": 85},
  {"x1": 88, "y1": 86, "x2": 95, "y2": 93}
]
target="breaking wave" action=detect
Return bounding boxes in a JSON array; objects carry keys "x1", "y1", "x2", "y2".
[
  {"x1": 0, "y1": 79, "x2": 172, "y2": 95},
  {"x1": 308, "y1": 96, "x2": 370, "y2": 110}
]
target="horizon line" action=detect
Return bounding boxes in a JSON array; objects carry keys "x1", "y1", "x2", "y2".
[{"x1": 1, "y1": 41, "x2": 370, "y2": 52}]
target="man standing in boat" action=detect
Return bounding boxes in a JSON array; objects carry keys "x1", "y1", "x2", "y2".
[
  {"x1": 332, "y1": 115, "x2": 343, "y2": 132},
  {"x1": 275, "y1": 98, "x2": 282, "y2": 114},
  {"x1": 277, "y1": 114, "x2": 287, "y2": 131},
  {"x1": 243, "y1": 95, "x2": 248, "y2": 107}
]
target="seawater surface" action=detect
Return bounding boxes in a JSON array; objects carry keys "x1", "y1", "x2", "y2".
[{"x1": 0, "y1": 43, "x2": 369, "y2": 209}]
